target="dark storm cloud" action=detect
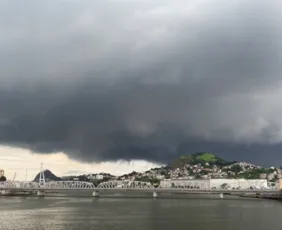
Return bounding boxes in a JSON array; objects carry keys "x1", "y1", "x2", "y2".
[{"x1": 0, "y1": 0, "x2": 282, "y2": 165}]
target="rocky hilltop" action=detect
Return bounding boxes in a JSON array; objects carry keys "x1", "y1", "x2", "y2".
[{"x1": 33, "y1": 169, "x2": 62, "y2": 182}]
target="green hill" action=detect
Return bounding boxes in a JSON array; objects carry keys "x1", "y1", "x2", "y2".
[{"x1": 170, "y1": 152, "x2": 235, "y2": 169}]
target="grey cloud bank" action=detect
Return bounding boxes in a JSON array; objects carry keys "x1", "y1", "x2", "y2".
[{"x1": 0, "y1": 0, "x2": 282, "y2": 165}]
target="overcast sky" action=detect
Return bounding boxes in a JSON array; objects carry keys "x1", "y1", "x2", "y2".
[
  {"x1": 1, "y1": 0, "x2": 282, "y2": 179},
  {"x1": 0, "y1": 145, "x2": 161, "y2": 181}
]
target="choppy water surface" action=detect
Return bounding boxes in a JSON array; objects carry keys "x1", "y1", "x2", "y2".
[{"x1": 0, "y1": 196, "x2": 282, "y2": 230}]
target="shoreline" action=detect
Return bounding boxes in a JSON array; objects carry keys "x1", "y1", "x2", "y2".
[{"x1": 1, "y1": 192, "x2": 281, "y2": 201}]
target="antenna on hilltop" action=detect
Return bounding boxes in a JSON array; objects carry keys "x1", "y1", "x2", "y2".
[
  {"x1": 39, "y1": 162, "x2": 45, "y2": 186},
  {"x1": 25, "y1": 169, "x2": 27, "y2": 182}
]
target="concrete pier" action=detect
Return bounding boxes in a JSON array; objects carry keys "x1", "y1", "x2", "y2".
[
  {"x1": 219, "y1": 193, "x2": 224, "y2": 199},
  {"x1": 153, "y1": 191, "x2": 159, "y2": 198},
  {"x1": 92, "y1": 191, "x2": 100, "y2": 197},
  {"x1": 37, "y1": 191, "x2": 45, "y2": 197}
]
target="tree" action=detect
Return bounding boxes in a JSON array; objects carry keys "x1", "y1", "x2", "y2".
[
  {"x1": 220, "y1": 183, "x2": 229, "y2": 189},
  {"x1": 230, "y1": 165, "x2": 242, "y2": 175}
]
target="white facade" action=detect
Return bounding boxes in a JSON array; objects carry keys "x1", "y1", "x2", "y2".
[
  {"x1": 209, "y1": 179, "x2": 267, "y2": 189},
  {"x1": 88, "y1": 174, "x2": 95, "y2": 180},
  {"x1": 160, "y1": 179, "x2": 210, "y2": 189},
  {"x1": 96, "y1": 174, "x2": 104, "y2": 180},
  {"x1": 88, "y1": 174, "x2": 104, "y2": 180},
  {"x1": 159, "y1": 179, "x2": 268, "y2": 189},
  {"x1": 156, "y1": 175, "x2": 165, "y2": 180}
]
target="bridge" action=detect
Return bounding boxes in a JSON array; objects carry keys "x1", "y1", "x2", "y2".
[
  {"x1": 0, "y1": 179, "x2": 281, "y2": 198},
  {"x1": 0, "y1": 168, "x2": 281, "y2": 198}
]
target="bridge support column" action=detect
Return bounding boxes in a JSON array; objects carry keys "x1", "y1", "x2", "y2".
[
  {"x1": 153, "y1": 191, "x2": 159, "y2": 198},
  {"x1": 219, "y1": 193, "x2": 224, "y2": 199},
  {"x1": 37, "y1": 191, "x2": 45, "y2": 197},
  {"x1": 92, "y1": 191, "x2": 100, "y2": 197}
]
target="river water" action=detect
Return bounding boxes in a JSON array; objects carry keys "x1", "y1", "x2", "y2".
[{"x1": 0, "y1": 195, "x2": 281, "y2": 230}]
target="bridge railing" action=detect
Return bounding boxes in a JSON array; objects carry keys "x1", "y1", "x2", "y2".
[
  {"x1": 44, "y1": 181, "x2": 95, "y2": 189},
  {"x1": 97, "y1": 180, "x2": 153, "y2": 189},
  {"x1": 0, "y1": 181, "x2": 40, "y2": 189},
  {"x1": 0, "y1": 180, "x2": 279, "y2": 191}
]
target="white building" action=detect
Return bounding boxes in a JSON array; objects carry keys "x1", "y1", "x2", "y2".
[
  {"x1": 267, "y1": 174, "x2": 274, "y2": 181},
  {"x1": 260, "y1": 173, "x2": 267, "y2": 179},
  {"x1": 160, "y1": 179, "x2": 210, "y2": 189},
  {"x1": 159, "y1": 179, "x2": 268, "y2": 189},
  {"x1": 96, "y1": 174, "x2": 104, "y2": 180},
  {"x1": 156, "y1": 175, "x2": 165, "y2": 180},
  {"x1": 209, "y1": 179, "x2": 267, "y2": 189},
  {"x1": 87, "y1": 174, "x2": 104, "y2": 180},
  {"x1": 87, "y1": 174, "x2": 96, "y2": 180}
]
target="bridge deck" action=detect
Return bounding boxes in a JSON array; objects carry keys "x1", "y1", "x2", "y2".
[
  {"x1": 0, "y1": 187, "x2": 280, "y2": 195},
  {"x1": 0, "y1": 180, "x2": 280, "y2": 195}
]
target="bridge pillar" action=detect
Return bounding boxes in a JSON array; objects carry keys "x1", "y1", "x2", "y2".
[
  {"x1": 219, "y1": 193, "x2": 224, "y2": 199},
  {"x1": 153, "y1": 191, "x2": 159, "y2": 198},
  {"x1": 92, "y1": 191, "x2": 100, "y2": 197},
  {"x1": 37, "y1": 191, "x2": 45, "y2": 197}
]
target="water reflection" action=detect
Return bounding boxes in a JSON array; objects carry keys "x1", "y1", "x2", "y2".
[{"x1": 0, "y1": 197, "x2": 281, "y2": 230}]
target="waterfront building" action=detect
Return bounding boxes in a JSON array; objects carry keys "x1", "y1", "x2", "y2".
[{"x1": 159, "y1": 179, "x2": 268, "y2": 189}]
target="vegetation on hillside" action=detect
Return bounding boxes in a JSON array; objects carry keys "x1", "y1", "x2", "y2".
[
  {"x1": 138, "y1": 176, "x2": 160, "y2": 187},
  {"x1": 238, "y1": 168, "x2": 275, "y2": 180},
  {"x1": 196, "y1": 153, "x2": 217, "y2": 162},
  {"x1": 30, "y1": 153, "x2": 280, "y2": 184},
  {"x1": 170, "y1": 152, "x2": 235, "y2": 169}
]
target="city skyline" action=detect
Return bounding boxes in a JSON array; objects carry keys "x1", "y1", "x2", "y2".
[{"x1": 1, "y1": 145, "x2": 281, "y2": 182}]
